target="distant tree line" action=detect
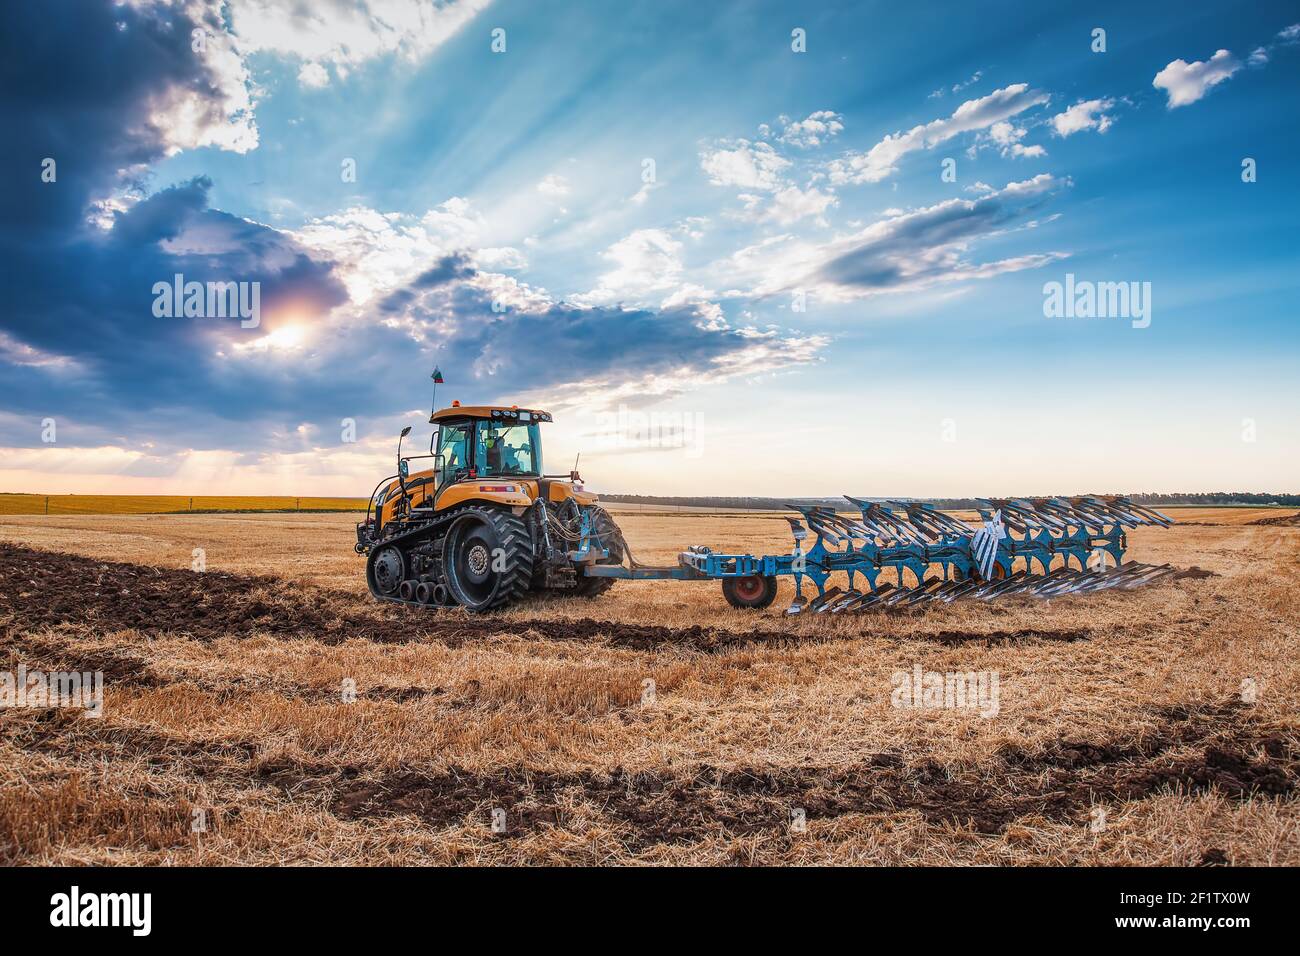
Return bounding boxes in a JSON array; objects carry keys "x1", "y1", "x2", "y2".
[
  {"x1": 1128, "y1": 492, "x2": 1300, "y2": 506},
  {"x1": 599, "y1": 491, "x2": 1300, "y2": 510}
]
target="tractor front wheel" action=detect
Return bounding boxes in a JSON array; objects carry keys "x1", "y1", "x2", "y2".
[
  {"x1": 442, "y1": 508, "x2": 534, "y2": 612},
  {"x1": 722, "y1": 574, "x2": 778, "y2": 610},
  {"x1": 367, "y1": 545, "x2": 405, "y2": 597}
]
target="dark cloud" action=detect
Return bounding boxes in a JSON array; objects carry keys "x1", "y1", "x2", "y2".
[
  {"x1": 816, "y1": 177, "x2": 1062, "y2": 290},
  {"x1": 413, "y1": 253, "x2": 477, "y2": 288},
  {"x1": 0, "y1": 1, "x2": 820, "y2": 458},
  {"x1": 376, "y1": 276, "x2": 821, "y2": 404},
  {"x1": 0, "y1": 175, "x2": 348, "y2": 422},
  {"x1": 0, "y1": 0, "x2": 227, "y2": 234},
  {"x1": 0, "y1": 2, "x2": 355, "y2": 449}
]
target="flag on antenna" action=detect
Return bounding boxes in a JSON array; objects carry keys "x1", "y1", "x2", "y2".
[{"x1": 432, "y1": 366, "x2": 444, "y2": 384}]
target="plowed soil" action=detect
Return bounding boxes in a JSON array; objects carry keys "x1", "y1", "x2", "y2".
[
  {"x1": 0, "y1": 543, "x2": 1098, "y2": 651},
  {"x1": 327, "y1": 701, "x2": 1293, "y2": 845},
  {"x1": 1249, "y1": 512, "x2": 1300, "y2": 527},
  {"x1": 0, "y1": 509, "x2": 1297, "y2": 865}
]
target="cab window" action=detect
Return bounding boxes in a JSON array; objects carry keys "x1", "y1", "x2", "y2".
[
  {"x1": 437, "y1": 424, "x2": 470, "y2": 484},
  {"x1": 476, "y1": 423, "x2": 538, "y2": 477}
]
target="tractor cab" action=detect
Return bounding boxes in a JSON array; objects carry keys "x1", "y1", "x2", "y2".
[
  {"x1": 430, "y1": 403, "x2": 551, "y2": 486},
  {"x1": 359, "y1": 403, "x2": 589, "y2": 542}
]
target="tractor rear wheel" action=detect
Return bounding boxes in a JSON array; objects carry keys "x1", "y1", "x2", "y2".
[
  {"x1": 573, "y1": 505, "x2": 624, "y2": 598},
  {"x1": 722, "y1": 574, "x2": 778, "y2": 610},
  {"x1": 442, "y1": 508, "x2": 534, "y2": 612}
]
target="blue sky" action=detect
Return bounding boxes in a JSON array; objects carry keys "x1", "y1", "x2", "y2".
[{"x1": 1, "y1": 0, "x2": 1297, "y2": 496}]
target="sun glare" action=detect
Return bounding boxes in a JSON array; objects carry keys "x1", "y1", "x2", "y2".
[{"x1": 233, "y1": 324, "x2": 308, "y2": 353}]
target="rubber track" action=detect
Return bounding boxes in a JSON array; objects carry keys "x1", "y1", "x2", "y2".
[{"x1": 372, "y1": 506, "x2": 536, "y2": 612}]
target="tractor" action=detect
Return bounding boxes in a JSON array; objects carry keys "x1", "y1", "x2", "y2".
[
  {"x1": 357, "y1": 405, "x2": 1179, "y2": 617},
  {"x1": 355, "y1": 402, "x2": 626, "y2": 612}
]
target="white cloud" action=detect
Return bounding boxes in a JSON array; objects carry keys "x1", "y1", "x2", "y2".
[
  {"x1": 537, "y1": 174, "x2": 571, "y2": 199},
  {"x1": 292, "y1": 198, "x2": 486, "y2": 303},
  {"x1": 929, "y1": 70, "x2": 983, "y2": 99},
  {"x1": 986, "y1": 120, "x2": 1047, "y2": 157},
  {"x1": 230, "y1": 324, "x2": 309, "y2": 354},
  {"x1": 297, "y1": 61, "x2": 330, "y2": 87},
  {"x1": 1153, "y1": 49, "x2": 1241, "y2": 108},
  {"x1": 997, "y1": 172, "x2": 1063, "y2": 198},
  {"x1": 144, "y1": 1, "x2": 259, "y2": 155},
  {"x1": 0, "y1": 330, "x2": 80, "y2": 371},
  {"x1": 826, "y1": 83, "x2": 1049, "y2": 184},
  {"x1": 777, "y1": 110, "x2": 844, "y2": 148},
  {"x1": 722, "y1": 174, "x2": 1070, "y2": 302},
  {"x1": 1009, "y1": 143, "x2": 1046, "y2": 158},
  {"x1": 1245, "y1": 24, "x2": 1299, "y2": 69},
  {"x1": 628, "y1": 180, "x2": 663, "y2": 205},
  {"x1": 129, "y1": 0, "x2": 493, "y2": 155},
  {"x1": 476, "y1": 246, "x2": 527, "y2": 270},
  {"x1": 700, "y1": 140, "x2": 790, "y2": 191},
  {"x1": 703, "y1": 128, "x2": 839, "y2": 223},
  {"x1": 1050, "y1": 98, "x2": 1116, "y2": 136},
  {"x1": 760, "y1": 185, "x2": 838, "y2": 225},
  {"x1": 988, "y1": 121, "x2": 1017, "y2": 146},
  {"x1": 571, "y1": 229, "x2": 686, "y2": 306},
  {"x1": 226, "y1": 0, "x2": 492, "y2": 73}
]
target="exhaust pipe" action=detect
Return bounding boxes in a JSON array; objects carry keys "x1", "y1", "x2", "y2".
[{"x1": 398, "y1": 579, "x2": 418, "y2": 602}]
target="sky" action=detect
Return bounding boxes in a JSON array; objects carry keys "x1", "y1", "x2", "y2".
[{"x1": 1, "y1": 0, "x2": 1297, "y2": 498}]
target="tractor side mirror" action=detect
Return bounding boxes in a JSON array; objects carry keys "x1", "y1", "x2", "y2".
[{"x1": 397, "y1": 426, "x2": 413, "y2": 494}]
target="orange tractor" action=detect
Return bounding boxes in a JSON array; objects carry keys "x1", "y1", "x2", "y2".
[{"x1": 355, "y1": 403, "x2": 626, "y2": 612}]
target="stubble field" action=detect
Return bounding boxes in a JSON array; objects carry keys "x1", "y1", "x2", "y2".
[{"x1": 1, "y1": 506, "x2": 1297, "y2": 865}]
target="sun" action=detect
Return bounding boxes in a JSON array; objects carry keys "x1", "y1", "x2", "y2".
[{"x1": 233, "y1": 324, "x2": 308, "y2": 354}]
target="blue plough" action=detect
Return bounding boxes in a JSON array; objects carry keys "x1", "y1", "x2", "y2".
[{"x1": 580, "y1": 495, "x2": 1177, "y2": 614}]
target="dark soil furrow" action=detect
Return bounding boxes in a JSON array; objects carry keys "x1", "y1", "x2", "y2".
[
  {"x1": 0, "y1": 543, "x2": 1099, "y2": 650},
  {"x1": 0, "y1": 631, "x2": 445, "y2": 704},
  {"x1": 325, "y1": 702, "x2": 1296, "y2": 844},
  {"x1": 7, "y1": 700, "x2": 1289, "y2": 852}
]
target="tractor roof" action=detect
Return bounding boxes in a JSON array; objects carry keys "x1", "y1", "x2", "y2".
[{"x1": 429, "y1": 404, "x2": 553, "y2": 424}]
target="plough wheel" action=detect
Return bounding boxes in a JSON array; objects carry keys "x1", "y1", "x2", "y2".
[
  {"x1": 722, "y1": 574, "x2": 778, "y2": 610},
  {"x1": 977, "y1": 562, "x2": 1008, "y2": 583}
]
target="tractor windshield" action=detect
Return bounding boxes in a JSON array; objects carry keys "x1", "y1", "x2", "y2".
[
  {"x1": 476, "y1": 422, "x2": 539, "y2": 477},
  {"x1": 437, "y1": 424, "x2": 471, "y2": 485}
]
